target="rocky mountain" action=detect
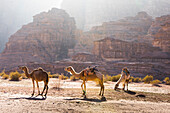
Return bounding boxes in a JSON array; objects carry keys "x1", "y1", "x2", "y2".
[
  {"x1": 70, "y1": 12, "x2": 153, "y2": 55},
  {"x1": 148, "y1": 15, "x2": 170, "y2": 52},
  {"x1": 61, "y1": 0, "x2": 170, "y2": 31},
  {"x1": 0, "y1": 8, "x2": 76, "y2": 71}
]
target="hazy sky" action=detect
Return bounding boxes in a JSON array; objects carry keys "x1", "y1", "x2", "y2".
[
  {"x1": 0, "y1": 0, "x2": 63, "y2": 52},
  {"x1": 0, "y1": 0, "x2": 63, "y2": 27}
]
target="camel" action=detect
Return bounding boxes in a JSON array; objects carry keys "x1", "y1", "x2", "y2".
[
  {"x1": 19, "y1": 66, "x2": 49, "y2": 98},
  {"x1": 65, "y1": 66, "x2": 104, "y2": 96},
  {"x1": 114, "y1": 67, "x2": 130, "y2": 91}
]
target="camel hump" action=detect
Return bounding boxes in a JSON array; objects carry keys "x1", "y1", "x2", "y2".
[{"x1": 37, "y1": 67, "x2": 44, "y2": 71}]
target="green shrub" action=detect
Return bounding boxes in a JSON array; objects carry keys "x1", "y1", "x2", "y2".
[
  {"x1": 150, "y1": 79, "x2": 162, "y2": 85},
  {"x1": 9, "y1": 71, "x2": 22, "y2": 81},
  {"x1": 142, "y1": 75, "x2": 153, "y2": 83},
  {"x1": 111, "y1": 74, "x2": 121, "y2": 82},
  {"x1": 2, "y1": 73, "x2": 9, "y2": 79},
  {"x1": 164, "y1": 77, "x2": 170, "y2": 85},
  {"x1": 104, "y1": 74, "x2": 112, "y2": 82},
  {"x1": 133, "y1": 77, "x2": 142, "y2": 83}
]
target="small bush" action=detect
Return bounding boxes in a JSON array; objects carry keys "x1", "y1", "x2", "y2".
[
  {"x1": 104, "y1": 74, "x2": 112, "y2": 82},
  {"x1": 70, "y1": 75, "x2": 78, "y2": 81},
  {"x1": 129, "y1": 76, "x2": 134, "y2": 83},
  {"x1": 164, "y1": 77, "x2": 170, "y2": 85},
  {"x1": 142, "y1": 75, "x2": 153, "y2": 84},
  {"x1": 59, "y1": 74, "x2": 68, "y2": 80},
  {"x1": 9, "y1": 71, "x2": 22, "y2": 81},
  {"x1": 49, "y1": 74, "x2": 59, "y2": 78},
  {"x1": 2, "y1": 73, "x2": 9, "y2": 79},
  {"x1": 165, "y1": 80, "x2": 170, "y2": 85},
  {"x1": 164, "y1": 77, "x2": 169, "y2": 82},
  {"x1": 150, "y1": 79, "x2": 162, "y2": 85},
  {"x1": 111, "y1": 74, "x2": 121, "y2": 82},
  {"x1": 133, "y1": 77, "x2": 142, "y2": 83},
  {"x1": 0, "y1": 70, "x2": 5, "y2": 77}
]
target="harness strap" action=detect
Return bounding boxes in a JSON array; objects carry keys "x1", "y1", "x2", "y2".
[{"x1": 123, "y1": 70, "x2": 127, "y2": 75}]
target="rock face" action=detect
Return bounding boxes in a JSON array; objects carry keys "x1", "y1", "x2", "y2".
[
  {"x1": 93, "y1": 38, "x2": 163, "y2": 61},
  {"x1": 72, "y1": 12, "x2": 153, "y2": 54},
  {"x1": 61, "y1": 0, "x2": 170, "y2": 31},
  {"x1": 148, "y1": 15, "x2": 170, "y2": 52},
  {"x1": 0, "y1": 8, "x2": 76, "y2": 70},
  {"x1": 90, "y1": 12, "x2": 153, "y2": 42},
  {"x1": 92, "y1": 37, "x2": 170, "y2": 79},
  {"x1": 93, "y1": 37, "x2": 170, "y2": 61}
]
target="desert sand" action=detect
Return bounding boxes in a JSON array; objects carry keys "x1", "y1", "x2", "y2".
[{"x1": 0, "y1": 78, "x2": 170, "y2": 113}]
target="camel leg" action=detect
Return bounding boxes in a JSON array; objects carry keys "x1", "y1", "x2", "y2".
[
  {"x1": 126, "y1": 80, "x2": 129, "y2": 91},
  {"x1": 81, "y1": 80, "x2": 86, "y2": 95},
  {"x1": 31, "y1": 79, "x2": 35, "y2": 97},
  {"x1": 123, "y1": 82, "x2": 125, "y2": 91},
  {"x1": 114, "y1": 75, "x2": 123, "y2": 90},
  {"x1": 99, "y1": 81, "x2": 102, "y2": 96},
  {"x1": 41, "y1": 82, "x2": 47, "y2": 96},
  {"x1": 36, "y1": 81, "x2": 40, "y2": 95},
  {"x1": 44, "y1": 85, "x2": 48, "y2": 98},
  {"x1": 102, "y1": 83, "x2": 104, "y2": 96}
]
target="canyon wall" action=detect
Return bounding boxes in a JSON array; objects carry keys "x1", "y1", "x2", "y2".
[
  {"x1": 0, "y1": 8, "x2": 76, "y2": 71},
  {"x1": 148, "y1": 15, "x2": 170, "y2": 53}
]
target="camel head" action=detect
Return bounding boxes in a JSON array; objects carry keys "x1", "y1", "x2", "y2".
[
  {"x1": 64, "y1": 66, "x2": 73, "y2": 73},
  {"x1": 18, "y1": 66, "x2": 27, "y2": 72},
  {"x1": 122, "y1": 67, "x2": 130, "y2": 75}
]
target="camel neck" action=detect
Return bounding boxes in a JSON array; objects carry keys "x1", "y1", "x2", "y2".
[
  {"x1": 70, "y1": 68, "x2": 82, "y2": 78},
  {"x1": 24, "y1": 68, "x2": 31, "y2": 78}
]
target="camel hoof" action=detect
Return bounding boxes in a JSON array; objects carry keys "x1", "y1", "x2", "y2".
[
  {"x1": 31, "y1": 94, "x2": 34, "y2": 97},
  {"x1": 83, "y1": 95, "x2": 87, "y2": 99},
  {"x1": 101, "y1": 96, "x2": 106, "y2": 101}
]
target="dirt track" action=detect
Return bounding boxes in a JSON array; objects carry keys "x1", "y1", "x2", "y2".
[{"x1": 0, "y1": 78, "x2": 170, "y2": 113}]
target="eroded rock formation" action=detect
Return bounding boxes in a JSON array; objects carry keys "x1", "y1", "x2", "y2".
[
  {"x1": 0, "y1": 8, "x2": 76, "y2": 70},
  {"x1": 148, "y1": 15, "x2": 170, "y2": 52}
]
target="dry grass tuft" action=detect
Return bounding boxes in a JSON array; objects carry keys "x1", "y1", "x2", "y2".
[
  {"x1": 2, "y1": 73, "x2": 9, "y2": 79},
  {"x1": 104, "y1": 74, "x2": 112, "y2": 82},
  {"x1": 111, "y1": 74, "x2": 121, "y2": 82},
  {"x1": 164, "y1": 77, "x2": 170, "y2": 85},
  {"x1": 142, "y1": 75, "x2": 153, "y2": 84},
  {"x1": 70, "y1": 75, "x2": 78, "y2": 81},
  {"x1": 9, "y1": 71, "x2": 22, "y2": 81},
  {"x1": 151, "y1": 79, "x2": 162, "y2": 85}
]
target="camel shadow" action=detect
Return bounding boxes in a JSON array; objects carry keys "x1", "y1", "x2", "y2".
[
  {"x1": 64, "y1": 96, "x2": 107, "y2": 103},
  {"x1": 124, "y1": 90, "x2": 136, "y2": 95},
  {"x1": 9, "y1": 96, "x2": 46, "y2": 100}
]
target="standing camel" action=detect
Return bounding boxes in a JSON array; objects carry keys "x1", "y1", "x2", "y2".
[
  {"x1": 114, "y1": 67, "x2": 130, "y2": 91},
  {"x1": 65, "y1": 66, "x2": 104, "y2": 96},
  {"x1": 19, "y1": 66, "x2": 49, "y2": 97}
]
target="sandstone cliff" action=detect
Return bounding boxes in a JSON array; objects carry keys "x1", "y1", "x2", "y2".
[
  {"x1": 0, "y1": 8, "x2": 76, "y2": 71},
  {"x1": 148, "y1": 15, "x2": 170, "y2": 52},
  {"x1": 73, "y1": 12, "x2": 153, "y2": 54}
]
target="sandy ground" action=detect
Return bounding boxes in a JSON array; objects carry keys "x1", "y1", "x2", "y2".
[{"x1": 0, "y1": 78, "x2": 170, "y2": 113}]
